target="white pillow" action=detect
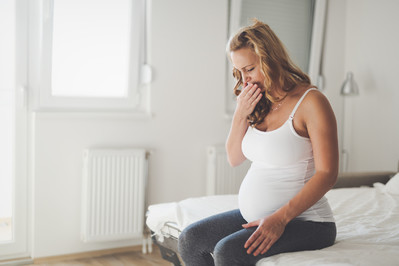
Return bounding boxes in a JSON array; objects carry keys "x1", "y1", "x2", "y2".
[{"x1": 386, "y1": 173, "x2": 399, "y2": 195}]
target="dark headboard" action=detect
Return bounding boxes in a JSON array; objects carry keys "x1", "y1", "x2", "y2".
[{"x1": 334, "y1": 171, "x2": 396, "y2": 188}]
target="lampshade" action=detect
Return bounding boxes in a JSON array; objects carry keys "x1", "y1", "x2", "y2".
[{"x1": 340, "y1": 72, "x2": 359, "y2": 96}]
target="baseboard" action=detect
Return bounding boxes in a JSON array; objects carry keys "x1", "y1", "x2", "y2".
[
  {"x1": 0, "y1": 257, "x2": 34, "y2": 266},
  {"x1": 33, "y1": 245, "x2": 142, "y2": 264}
]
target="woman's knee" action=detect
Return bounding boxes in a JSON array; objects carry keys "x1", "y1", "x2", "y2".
[
  {"x1": 213, "y1": 235, "x2": 249, "y2": 266},
  {"x1": 178, "y1": 222, "x2": 207, "y2": 255},
  {"x1": 178, "y1": 225, "x2": 194, "y2": 255},
  {"x1": 213, "y1": 238, "x2": 230, "y2": 264}
]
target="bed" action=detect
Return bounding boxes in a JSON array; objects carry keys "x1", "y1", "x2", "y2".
[{"x1": 146, "y1": 171, "x2": 399, "y2": 265}]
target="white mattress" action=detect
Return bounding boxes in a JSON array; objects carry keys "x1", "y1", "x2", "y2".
[{"x1": 146, "y1": 183, "x2": 399, "y2": 265}]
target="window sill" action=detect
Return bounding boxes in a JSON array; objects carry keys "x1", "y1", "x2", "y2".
[{"x1": 31, "y1": 110, "x2": 154, "y2": 120}]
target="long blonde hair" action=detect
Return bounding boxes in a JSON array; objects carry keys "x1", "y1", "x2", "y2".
[{"x1": 228, "y1": 19, "x2": 311, "y2": 126}]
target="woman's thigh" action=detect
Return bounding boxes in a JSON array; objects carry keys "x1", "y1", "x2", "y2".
[{"x1": 214, "y1": 219, "x2": 336, "y2": 266}]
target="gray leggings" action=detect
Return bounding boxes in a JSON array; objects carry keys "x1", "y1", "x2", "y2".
[{"x1": 178, "y1": 209, "x2": 336, "y2": 266}]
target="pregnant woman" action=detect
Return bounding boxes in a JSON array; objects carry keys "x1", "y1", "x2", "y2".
[{"x1": 178, "y1": 19, "x2": 338, "y2": 266}]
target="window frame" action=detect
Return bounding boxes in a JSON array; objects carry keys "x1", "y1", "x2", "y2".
[{"x1": 28, "y1": 0, "x2": 150, "y2": 112}]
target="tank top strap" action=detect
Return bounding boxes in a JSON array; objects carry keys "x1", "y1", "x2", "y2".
[{"x1": 289, "y1": 88, "x2": 317, "y2": 120}]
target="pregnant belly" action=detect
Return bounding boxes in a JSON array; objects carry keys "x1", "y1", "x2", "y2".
[{"x1": 238, "y1": 166, "x2": 305, "y2": 222}]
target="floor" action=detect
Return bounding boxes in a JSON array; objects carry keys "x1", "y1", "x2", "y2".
[{"x1": 26, "y1": 248, "x2": 171, "y2": 266}]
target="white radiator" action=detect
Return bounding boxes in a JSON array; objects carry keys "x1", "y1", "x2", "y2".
[
  {"x1": 81, "y1": 148, "x2": 148, "y2": 242},
  {"x1": 206, "y1": 146, "x2": 250, "y2": 195}
]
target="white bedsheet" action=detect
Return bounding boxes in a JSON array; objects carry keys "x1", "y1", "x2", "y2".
[
  {"x1": 146, "y1": 194, "x2": 238, "y2": 240},
  {"x1": 146, "y1": 184, "x2": 399, "y2": 265}
]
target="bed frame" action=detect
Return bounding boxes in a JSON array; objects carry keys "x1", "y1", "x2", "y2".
[
  {"x1": 149, "y1": 171, "x2": 396, "y2": 266},
  {"x1": 151, "y1": 222, "x2": 182, "y2": 265}
]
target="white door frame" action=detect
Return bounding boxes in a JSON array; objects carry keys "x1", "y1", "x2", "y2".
[{"x1": 0, "y1": 0, "x2": 31, "y2": 262}]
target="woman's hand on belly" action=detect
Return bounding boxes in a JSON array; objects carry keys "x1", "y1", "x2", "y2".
[{"x1": 242, "y1": 212, "x2": 287, "y2": 256}]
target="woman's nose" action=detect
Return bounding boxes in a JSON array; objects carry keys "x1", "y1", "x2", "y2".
[{"x1": 242, "y1": 74, "x2": 250, "y2": 83}]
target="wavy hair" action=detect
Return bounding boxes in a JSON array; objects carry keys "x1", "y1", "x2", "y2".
[{"x1": 227, "y1": 19, "x2": 311, "y2": 127}]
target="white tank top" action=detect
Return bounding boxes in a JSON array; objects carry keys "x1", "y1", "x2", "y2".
[{"x1": 239, "y1": 88, "x2": 334, "y2": 223}]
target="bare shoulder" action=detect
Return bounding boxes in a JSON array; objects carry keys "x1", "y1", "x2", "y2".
[
  {"x1": 288, "y1": 84, "x2": 329, "y2": 108},
  {"x1": 298, "y1": 88, "x2": 332, "y2": 113},
  {"x1": 304, "y1": 90, "x2": 337, "y2": 132},
  {"x1": 295, "y1": 87, "x2": 336, "y2": 127}
]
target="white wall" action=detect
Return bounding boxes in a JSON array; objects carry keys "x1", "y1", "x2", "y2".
[
  {"x1": 344, "y1": 0, "x2": 399, "y2": 171},
  {"x1": 318, "y1": 0, "x2": 399, "y2": 173},
  {"x1": 31, "y1": 0, "x2": 231, "y2": 258}
]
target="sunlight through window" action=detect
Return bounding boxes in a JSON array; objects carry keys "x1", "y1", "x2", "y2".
[{"x1": 51, "y1": 0, "x2": 131, "y2": 98}]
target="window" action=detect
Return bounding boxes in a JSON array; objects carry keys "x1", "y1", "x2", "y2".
[
  {"x1": 225, "y1": 0, "x2": 327, "y2": 115},
  {"x1": 28, "y1": 0, "x2": 150, "y2": 111}
]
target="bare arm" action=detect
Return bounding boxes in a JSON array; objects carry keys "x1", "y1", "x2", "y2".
[
  {"x1": 278, "y1": 91, "x2": 339, "y2": 223},
  {"x1": 226, "y1": 83, "x2": 262, "y2": 166},
  {"x1": 244, "y1": 90, "x2": 339, "y2": 256}
]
